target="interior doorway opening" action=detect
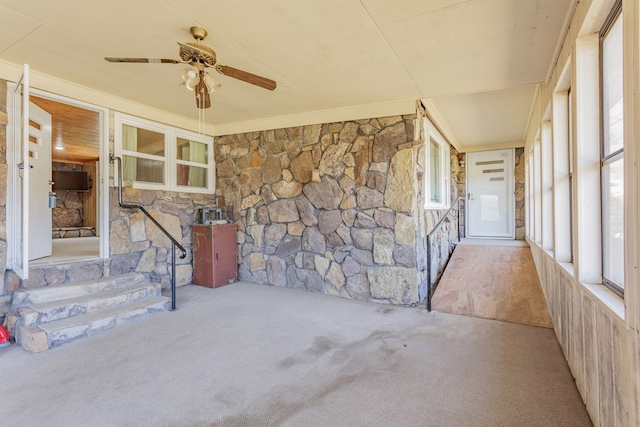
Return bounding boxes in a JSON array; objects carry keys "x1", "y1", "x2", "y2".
[{"x1": 29, "y1": 94, "x2": 103, "y2": 265}]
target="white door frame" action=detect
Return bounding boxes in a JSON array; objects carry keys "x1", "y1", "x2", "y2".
[
  {"x1": 465, "y1": 148, "x2": 515, "y2": 238},
  {"x1": 6, "y1": 83, "x2": 110, "y2": 266},
  {"x1": 31, "y1": 89, "x2": 111, "y2": 259}
]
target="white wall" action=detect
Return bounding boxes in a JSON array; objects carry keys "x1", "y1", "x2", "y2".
[{"x1": 524, "y1": 0, "x2": 640, "y2": 426}]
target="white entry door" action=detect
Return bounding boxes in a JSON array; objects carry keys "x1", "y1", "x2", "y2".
[
  {"x1": 28, "y1": 103, "x2": 53, "y2": 260},
  {"x1": 466, "y1": 149, "x2": 514, "y2": 238},
  {"x1": 7, "y1": 65, "x2": 53, "y2": 278}
]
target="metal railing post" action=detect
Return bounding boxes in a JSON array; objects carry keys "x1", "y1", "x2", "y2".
[
  {"x1": 425, "y1": 196, "x2": 465, "y2": 312},
  {"x1": 457, "y1": 200, "x2": 462, "y2": 242},
  {"x1": 426, "y1": 234, "x2": 432, "y2": 312},
  {"x1": 171, "y1": 242, "x2": 177, "y2": 311}
]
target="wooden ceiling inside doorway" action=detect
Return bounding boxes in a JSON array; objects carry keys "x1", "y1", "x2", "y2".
[{"x1": 31, "y1": 96, "x2": 100, "y2": 164}]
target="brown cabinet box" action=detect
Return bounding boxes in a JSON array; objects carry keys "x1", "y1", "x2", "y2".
[{"x1": 192, "y1": 223, "x2": 237, "y2": 288}]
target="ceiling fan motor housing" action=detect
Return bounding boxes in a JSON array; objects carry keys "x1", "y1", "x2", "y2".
[{"x1": 180, "y1": 43, "x2": 217, "y2": 67}]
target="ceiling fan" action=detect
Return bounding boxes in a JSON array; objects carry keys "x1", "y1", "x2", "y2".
[{"x1": 105, "y1": 26, "x2": 276, "y2": 109}]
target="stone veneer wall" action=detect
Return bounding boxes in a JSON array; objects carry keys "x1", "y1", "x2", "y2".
[
  {"x1": 108, "y1": 188, "x2": 216, "y2": 288},
  {"x1": 514, "y1": 147, "x2": 525, "y2": 239},
  {"x1": 215, "y1": 113, "x2": 460, "y2": 306},
  {"x1": 52, "y1": 162, "x2": 85, "y2": 231}
]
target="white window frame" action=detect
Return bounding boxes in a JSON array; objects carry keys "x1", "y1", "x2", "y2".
[
  {"x1": 526, "y1": 148, "x2": 534, "y2": 239},
  {"x1": 424, "y1": 118, "x2": 451, "y2": 210},
  {"x1": 541, "y1": 120, "x2": 554, "y2": 252},
  {"x1": 552, "y1": 86, "x2": 574, "y2": 264},
  {"x1": 533, "y1": 135, "x2": 542, "y2": 244},
  {"x1": 114, "y1": 112, "x2": 215, "y2": 193},
  {"x1": 599, "y1": 1, "x2": 624, "y2": 296}
]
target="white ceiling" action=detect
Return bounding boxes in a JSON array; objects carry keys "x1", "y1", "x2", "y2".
[{"x1": 0, "y1": 0, "x2": 574, "y2": 151}]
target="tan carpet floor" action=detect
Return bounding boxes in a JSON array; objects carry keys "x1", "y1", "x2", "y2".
[
  {"x1": 431, "y1": 244, "x2": 554, "y2": 328},
  {"x1": 0, "y1": 283, "x2": 589, "y2": 426}
]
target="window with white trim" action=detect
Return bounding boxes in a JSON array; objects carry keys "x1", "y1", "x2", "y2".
[
  {"x1": 424, "y1": 119, "x2": 450, "y2": 209},
  {"x1": 551, "y1": 87, "x2": 574, "y2": 263},
  {"x1": 176, "y1": 137, "x2": 210, "y2": 189},
  {"x1": 115, "y1": 113, "x2": 214, "y2": 193},
  {"x1": 533, "y1": 136, "x2": 542, "y2": 244},
  {"x1": 600, "y1": 1, "x2": 624, "y2": 295},
  {"x1": 526, "y1": 149, "x2": 534, "y2": 239}
]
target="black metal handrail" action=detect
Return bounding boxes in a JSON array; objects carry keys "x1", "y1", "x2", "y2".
[
  {"x1": 426, "y1": 196, "x2": 465, "y2": 312},
  {"x1": 111, "y1": 156, "x2": 186, "y2": 311}
]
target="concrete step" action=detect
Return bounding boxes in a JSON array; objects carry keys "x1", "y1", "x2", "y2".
[
  {"x1": 11, "y1": 272, "x2": 145, "y2": 307},
  {"x1": 16, "y1": 295, "x2": 170, "y2": 353},
  {"x1": 18, "y1": 282, "x2": 161, "y2": 327}
]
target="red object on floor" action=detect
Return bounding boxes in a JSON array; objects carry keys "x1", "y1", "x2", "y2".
[
  {"x1": 192, "y1": 223, "x2": 238, "y2": 288},
  {"x1": 0, "y1": 325, "x2": 10, "y2": 347}
]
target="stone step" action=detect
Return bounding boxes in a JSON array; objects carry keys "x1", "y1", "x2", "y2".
[
  {"x1": 16, "y1": 295, "x2": 170, "y2": 353},
  {"x1": 18, "y1": 282, "x2": 161, "y2": 327},
  {"x1": 11, "y1": 272, "x2": 145, "y2": 307},
  {"x1": 0, "y1": 295, "x2": 11, "y2": 322}
]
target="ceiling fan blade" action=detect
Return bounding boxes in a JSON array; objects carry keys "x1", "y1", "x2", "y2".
[
  {"x1": 105, "y1": 57, "x2": 181, "y2": 64},
  {"x1": 215, "y1": 65, "x2": 276, "y2": 91},
  {"x1": 195, "y1": 80, "x2": 211, "y2": 109}
]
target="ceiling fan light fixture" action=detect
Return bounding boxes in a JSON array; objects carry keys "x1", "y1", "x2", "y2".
[
  {"x1": 181, "y1": 65, "x2": 199, "y2": 81},
  {"x1": 181, "y1": 66, "x2": 201, "y2": 91},
  {"x1": 202, "y1": 73, "x2": 221, "y2": 93},
  {"x1": 186, "y1": 76, "x2": 200, "y2": 91}
]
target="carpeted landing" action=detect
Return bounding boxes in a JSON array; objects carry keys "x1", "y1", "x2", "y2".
[
  {"x1": 0, "y1": 282, "x2": 588, "y2": 426},
  {"x1": 431, "y1": 243, "x2": 553, "y2": 328}
]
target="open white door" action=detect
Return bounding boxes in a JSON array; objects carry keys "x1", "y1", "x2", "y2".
[
  {"x1": 7, "y1": 65, "x2": 30, "y2": 278},
  {"x1": 7, "y1": 65, "x2": 54, "y2": 279},
  {"x1": 466, "y1": 149, "x2": 515, "y2": 238},
  {"x1": 28, "y1": 103, "x2": 53, "y2": 260}
]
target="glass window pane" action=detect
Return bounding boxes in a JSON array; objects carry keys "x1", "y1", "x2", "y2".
[
  {"x1": 123, "y1": 124, "x2": 165, "y2": 156},
  {"x1": 602, "y1": 158, "x2": 624, "y2": 287},
  {"x1": 602, "y1": 14, "x2": 624, "y2": 156},
  {"x1": 177, "y1": 164, "x2": 207, "y2": 188},
  {"x1": 177, "y1": 138, "x2": 208, "y2": 164},
  {"x1": 123, "y1": 155, "x2": 165, "y2": 184},
  {"x1": 430, "y1": 139, "x2": 441, "y2": 203}
]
